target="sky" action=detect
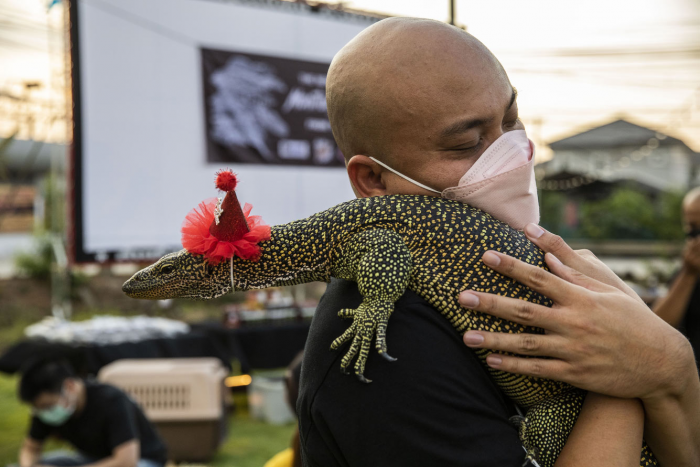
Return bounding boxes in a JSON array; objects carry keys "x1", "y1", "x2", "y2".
[{"x1": 1, "y1": 0, "x2": 699, "y2": 155}]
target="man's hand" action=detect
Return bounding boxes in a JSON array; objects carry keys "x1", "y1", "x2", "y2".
[
  {"x1": 522, "y1": 224, "x2": 644, "y2": 304},
  {"x1": 460, "y1": 224, "x2": 700, "y2": 466},
  {"x1": 683, "y1": 237, "x2": 700, "y2": 275},
  {"x1": 82, "y1": 440, "x2": 138, "y2": 467},
  {"x1": 459, "y1": 225, "x2": 695, "y2": 402},
  {"x1": 18, "y1": 437, "x2": 42, "y2": 467}
]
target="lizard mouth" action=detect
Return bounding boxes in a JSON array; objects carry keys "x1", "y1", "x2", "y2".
[
  {"x1": 122, "y1": 275, "x2": 172, "y2": 300},
  {"x1": 121, "y1": 279, "x2": 155, "y2": 299},
  {"x1": 121, "y1": 280, "x2": 133, "y2": 295}
]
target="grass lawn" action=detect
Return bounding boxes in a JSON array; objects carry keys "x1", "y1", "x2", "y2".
[{"x1": 0, "y1": 373, "x2": 296, "y2": 467}]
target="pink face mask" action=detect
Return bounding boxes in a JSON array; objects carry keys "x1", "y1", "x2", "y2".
[{"x1": 370, "y1": 130, "x2": 539, "y2": 230}]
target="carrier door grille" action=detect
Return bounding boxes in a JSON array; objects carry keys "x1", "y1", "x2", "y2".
[{"x1": 123, "y1": 384, "x2": 191, "y2": 411}]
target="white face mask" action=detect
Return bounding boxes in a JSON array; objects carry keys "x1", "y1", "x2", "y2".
[
  {"x1": 35, "y1": 385, "x2": 76, "y2": 426},
  {"x1": 370, "y1": 129, "x2": 539, "y2": 230}
]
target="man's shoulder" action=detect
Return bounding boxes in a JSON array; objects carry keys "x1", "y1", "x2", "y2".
[
  {"x1": 309, "y1": 277, "x2": 465, "y2": 346},
  {"x1": 86, "y1": 380, "x2": 130, "y2": 405},
  {"x1": 298, "y1": 279, "x2": 524, "y2": 467},
  {"x1": 301, "y1": 277, "x2": 510, "y2": 405}
]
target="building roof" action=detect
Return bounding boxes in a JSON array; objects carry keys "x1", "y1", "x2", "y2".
[
  {"x1": 548, "y1": 119, "x2": 689, "y2": 151},
  {"x1": 538, "y1": 169, "x2": 663, "y2": 195},
  {"x1": 0, "y1": 138, "x2": 66, "y2": 175}
]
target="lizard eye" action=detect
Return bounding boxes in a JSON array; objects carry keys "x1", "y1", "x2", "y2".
[{"x1": 161, "y1": 265, "x2": 174, "y2": 275}]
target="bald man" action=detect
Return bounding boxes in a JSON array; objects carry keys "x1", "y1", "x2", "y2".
[
  {"x1": 654, "y1": 187, "x2": 700, "y2": 364},
  {"x1": 297, "y1": 18, "x2": 531, "y2": 467}
]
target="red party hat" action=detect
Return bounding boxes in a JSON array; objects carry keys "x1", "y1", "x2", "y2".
[
  {"x1": 209, "y1": 171, "x2": 249, "y2": 242},
  {"x1": 181, "y1": 170, "x2": 270, "y2": 264}
]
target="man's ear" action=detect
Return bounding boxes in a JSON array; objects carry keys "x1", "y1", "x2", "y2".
[
  {"x1": 347, "y1": 155, "x2": 388, "y2": 198},
  {"x1": 63, "y1": 378, "x2": 76, "y2": 393}
]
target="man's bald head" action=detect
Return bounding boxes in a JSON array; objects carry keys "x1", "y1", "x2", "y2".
[
  {"x1": 684, "y1": 187, "x2": 700, "y2": 232},
  {"x1": 684, "y1": 187, "x2": 700, "y2": 211},
  {"x1": 327, "y1": 17, "x2": 509, "y2": 163}
]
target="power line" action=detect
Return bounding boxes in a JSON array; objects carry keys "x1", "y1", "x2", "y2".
[
  {"x1": 81, "y1": 0, "x2": 198, "y2": 47},
  {"x1": 542, "y1": 46, "x2": 700, "y2": 59},
  {"x1": 0, "y1": 35, "x2": 50, "y2": 53}
]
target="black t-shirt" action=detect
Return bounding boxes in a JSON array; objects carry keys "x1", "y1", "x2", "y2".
[
  {"x1": 30, "y1": 381, "x2": 167, "y2": 464},
  {"x1": 298, "y1": 278, "x2": 525, "y2": 467},
  {"x1": 676, "y1": 274, "x2": 700, "y2": 365}
]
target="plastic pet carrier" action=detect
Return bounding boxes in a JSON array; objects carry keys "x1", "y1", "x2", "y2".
[{"x1": 98, "y1": 358, "x2": 228, "y2": 462}]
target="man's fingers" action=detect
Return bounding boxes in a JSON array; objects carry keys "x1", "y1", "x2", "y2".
[
  {"x1": 480, "y1": 250, "x2": 579, "y2": 304},
  {"x1": 524, "y1": 224, "x2": 603, "y2": 277},
  {"x1": 524, "y1": 224, "x2": 580, "y2": 263},
  {"x1": 544, "y1": 253, "x2": 616, "y2": 294},
  {"x1": 459, "y1": 290, "x2": 563, "y2": 331},
  {"x1": 463, "y1": 329, "x2": 569, "y2": 359},
  {"x1": 574, "y1": 248, "x2": 597, "y2": 260},
  {"x1": 546, "y1": 252, "x2": 645, "y2": 304},
  {"x1": 484, "y1": 353, "x2": 573, "y2": 382},
  {"x1": 525, "y1": 224, "x2": 643, "y2": 302}
]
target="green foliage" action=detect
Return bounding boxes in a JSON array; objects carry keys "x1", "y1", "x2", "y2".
[
  {"x1": 654, "y1": 191, "x2": 685, "y2": 240},
  {"x1": 539, "y1": 187, "x2": 685, "y2": 241},
  {"x1": 43, "y1": 172, "x2": 67, "y2": 234},
  {"x1": 13, "y1": 235, "x2": 88, "y2": 290},
  {"x1": 14, "y1": 236, "x2": 53, "y2": 280},
  {"x1": 539, "y1": 190, "x2": 567, "y2": 236},
  {"x1": 214, "y1": 415, "x2": 295, "y2": 467},
  {"x1": 579, "y1": 189, "x2": 657, "y2": 240},
  {"x1": 0, "y1": 374, "x2": 31, "y2": 459}
]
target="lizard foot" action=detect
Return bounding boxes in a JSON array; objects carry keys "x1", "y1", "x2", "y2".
[
  {"x1": 336, "y1": 308, "x2": 397, "y2": 359},
  {"x1": 330, "y1": 299, "x2": 396, "y2": 382}
]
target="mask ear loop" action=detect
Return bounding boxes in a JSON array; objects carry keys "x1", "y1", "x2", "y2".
[{"x1": 369, "y1": 157, "x2": 441, "y2": 194}]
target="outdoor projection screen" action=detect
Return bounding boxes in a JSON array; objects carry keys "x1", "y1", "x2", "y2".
[{"x1": 70, "y1": 0, "x2": 378, "y2": 262}]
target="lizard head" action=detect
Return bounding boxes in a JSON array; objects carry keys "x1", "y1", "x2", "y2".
[{"x1": 122, "y1": 249, "x2": 232, "y2": 300}]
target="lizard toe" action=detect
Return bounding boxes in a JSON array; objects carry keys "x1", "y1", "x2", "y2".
[
  {"x1": 380, "y1": 352, "x2": 397, "y2": 362},
  {"x1": 356, "y1": 373, "x2": 372, "y2": 384}
]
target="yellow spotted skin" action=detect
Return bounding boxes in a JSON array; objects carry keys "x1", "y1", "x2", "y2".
[{"x1": 123, "y1": 194, "x2": 657, "y2": 467}]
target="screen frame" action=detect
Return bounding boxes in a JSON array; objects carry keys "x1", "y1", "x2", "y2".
[{"x1": 67, "y1": 0, "x2": 382, "y2": 263}]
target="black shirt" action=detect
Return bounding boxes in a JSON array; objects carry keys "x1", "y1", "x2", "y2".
[
  {"x1": 30, "y1": 381, "x2": 167, "y2": 464},
  {"x1": 677, "y1": 275, "x2": 700, "y2": 366},
  {"x1": 298, "y1": 278, "x2": 525, "y2": 467}
]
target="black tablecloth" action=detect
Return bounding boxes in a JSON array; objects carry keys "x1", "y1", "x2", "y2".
[
  {"x1": 0, "y1": 322, "x2": 311, "y2": 376},
  {"x1": 192, "y1": 321, "x2": 311, "y2": 373}
]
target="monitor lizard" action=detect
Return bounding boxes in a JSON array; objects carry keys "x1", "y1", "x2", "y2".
[{"x1": 122, "y1": 194, "x2": 657, "y2": 467}]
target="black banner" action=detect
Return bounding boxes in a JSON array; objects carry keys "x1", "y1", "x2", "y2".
[{"x1": 201, "y1": 48, "x2": 343, "y2": 166}]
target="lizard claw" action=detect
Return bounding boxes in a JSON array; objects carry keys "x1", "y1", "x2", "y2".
[
  {"x1": 380, "y1": 352, "x2": 397, "y2": 362},
  {"x1": 356, "y1": 373, "x2": 372, "y2": 384},
  {"x1": 334, "y1": 299, "x2": 395, "y2": 382}
]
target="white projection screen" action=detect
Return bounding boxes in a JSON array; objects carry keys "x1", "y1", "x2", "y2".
[{"x1": 68, "y1": 0, "x2": 379, "y2": 262}]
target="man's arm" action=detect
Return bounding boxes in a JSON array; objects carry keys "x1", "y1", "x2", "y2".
[
  {"x1": 19, "y1": 437, "x2": 43, "y2": 467},
  {"x1": 653, "y1": 258, "x2": 699, "y2": 327},
  {"x1": 81, "y1": 440, "x2": 139, "y2": 467},
  {"x1": 554, "y1": 394, "x2": 644, "y2": 467},
  {"x1": 460, "y1": 226, "x2": 700, "y2": 466},
  {"x1": 641, "y1": 347, "x2": 700, "y2": 467}
]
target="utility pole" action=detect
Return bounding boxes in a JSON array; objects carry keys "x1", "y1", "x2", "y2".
[{"x1": 449, "y1": 0, "x2": 455, "y2": 25}]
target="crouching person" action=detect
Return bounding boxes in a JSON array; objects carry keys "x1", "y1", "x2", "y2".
[{"x1": 17, "y1": 359, "x2": 167, "y2": 467}]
